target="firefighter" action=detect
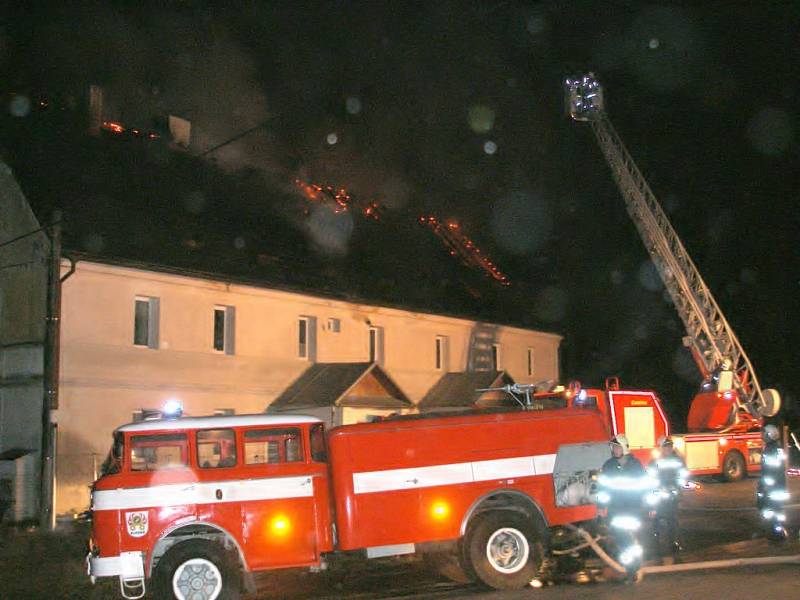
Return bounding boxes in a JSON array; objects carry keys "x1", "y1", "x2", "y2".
[
  {"x1": 648, "y1": 436, "x2": 688, "y2": 558},
  {"x1": 596, "y1": 434, "x2": 654, "y2": 575},
  {"x1": 757, "y1": 424, "x2": 788, "y2": 540}
]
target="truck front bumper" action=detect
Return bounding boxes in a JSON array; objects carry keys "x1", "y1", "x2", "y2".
[
  {"x1": 87, "y1": 550, "x2": 145, "y2": 579},
  {"x1": 87, "y1": 551, "x2": 146, "y2": 599}
]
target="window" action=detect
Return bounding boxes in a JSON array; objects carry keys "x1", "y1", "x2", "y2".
[
  {"x1": 298, "y1": 316, "x2": 317, "y2": 360},
  {"x1": 213, "y1": 306, "x2": 236, "y2": 354},
  {"x1": 435, "y1": 335, "x2": 449, "y2": 371},
  {"x1": 133, "y1": 296, "x2": 160, "y2": 349},
  {"x1": 527, "y1": 347, "x2": 534, "y2": 376},
  {"x1": 327, "y1": 318, "x2": 340, "y2": 333},
  {"x1": 197, "y1": 429, "x2": 237, "y2": 468},
  {"x1": 491, "y1": 343, "x2": 501, "y2": 370},
  {"x1": 101, "y1": 433, "x2": 123, "y2": 476},
  {"x1": 368, "y1": 326, "x2": 384, "y2": 364},
  {"x1": 130, "y1": 433, "x2": 187, "y2": 471},
  {"x1": 298, "y1": 318, "x2": 308, "y2": 358},
  {"x1": 244, "y1": 428, "x2": 303, "y2": 465},
  {"x1": 310, "y1": 424, "x2": 327, "y2": 462}
]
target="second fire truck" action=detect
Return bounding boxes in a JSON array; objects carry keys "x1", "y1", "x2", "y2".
[{"x1": 565, "y1": 73, "x2": 782, "y2": 481}]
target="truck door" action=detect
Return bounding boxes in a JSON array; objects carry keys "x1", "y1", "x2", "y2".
[
  {"x1": 607, "y1": 391, "x2": 669, "y2": 459},
  {"x1": 239, "y1": 425, "x2": 324, "y2": 569},
  {"x1": 194, "y1": 428, "x2": 244, "y2": 550}
]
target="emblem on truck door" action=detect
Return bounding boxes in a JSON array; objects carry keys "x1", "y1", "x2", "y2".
[{"x1": 125, "y1": 511, "x2": 149, "y2": 537}]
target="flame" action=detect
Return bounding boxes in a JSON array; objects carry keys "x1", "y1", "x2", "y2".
[
  {"x1": 294, "y1": 180, "x2": 383, "y2": 220},
  {"x1": 102, "y1": 121, "x2": 126, "y2": 134},
  {"x1": 420, "y1": 215, "x2": 510, "y2": 285}
]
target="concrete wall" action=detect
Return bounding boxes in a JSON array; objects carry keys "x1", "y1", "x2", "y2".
[
  {"x1": 0, "y1": 161, "x2": 49, "y2": 522},
  {"x1": 55, "y1": 259, "x2": 562, "y2": 514}
]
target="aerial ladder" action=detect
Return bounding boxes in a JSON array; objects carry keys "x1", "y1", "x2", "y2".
[{"x1": 565, "y1": 74, "x2": 780, "y2": 433}]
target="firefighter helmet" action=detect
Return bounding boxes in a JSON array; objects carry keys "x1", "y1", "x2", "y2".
[
  {"x1": 763, "y1": 424, "x2": 780, "y2": 442},
  {"x1": 611, "y1": 433, "x2": 630, "y2": 455}
]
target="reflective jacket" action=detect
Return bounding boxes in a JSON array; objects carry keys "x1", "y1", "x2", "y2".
[
  {"x1": 648, "y1": 454, "x2": 688, "y2": 497},
  {"x1": 759, "y1": 440, "x2": 788, "y2": 507},
  {"x1": 597, "y1": 454, "x2": 655, "y2": 515}
]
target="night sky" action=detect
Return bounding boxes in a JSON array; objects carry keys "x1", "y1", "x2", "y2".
[{"x1": 2, "y1": 2, "x2": 798, "y2": 425}]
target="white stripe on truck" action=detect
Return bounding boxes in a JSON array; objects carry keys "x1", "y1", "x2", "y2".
[
  {"x1": 353, "y1": 453, "x2": 557, "y2": 494},
  {"x1": 92, "y1": 475, "x2": 313, "y2": 511}
]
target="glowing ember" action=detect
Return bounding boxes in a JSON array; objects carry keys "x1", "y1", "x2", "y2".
[
  {"x1": 420, "y1": 216, "x2": 510, "y2": 285},
  {"x1": 294, "y1": 180, "x2": 383, "y2": 220},
  {"x1": 102, "y1": 121, "x2": 125, "y2": 134}
]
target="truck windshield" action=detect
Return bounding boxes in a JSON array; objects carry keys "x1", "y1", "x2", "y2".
[{"x1": 100, "y1": 432, "x2": 123, "y2": 476}]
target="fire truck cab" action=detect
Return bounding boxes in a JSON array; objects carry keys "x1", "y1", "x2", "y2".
[{"x1": 88, "y1": 406, "x2": 615, "y2": 599}]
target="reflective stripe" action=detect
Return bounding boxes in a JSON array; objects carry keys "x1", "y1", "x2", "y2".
[
  {"x1": 92, "y1": 475, "x2": 313, "y2": 511},
  {"x1": 769, "y1": 489, "x2": 790, "y2": 502},
  {"x1": 610, "y1": 515, "x2": 641, "y2": 531},
  {"x1": 598, "y1": 474, "x2": 657, "y2": 491},
  {"x1": 654, "y1": 458, "x2": 684, "y2": 470},
  {"x1": 352, "y1": 453, "x2": 557, "y2": 495},
  {"x1": 764, "y1": 451, "x2": 785, "y2": 467}
]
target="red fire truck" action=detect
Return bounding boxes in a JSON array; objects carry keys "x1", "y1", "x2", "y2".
[{"x1": 87, "y1": 392, "x2": 662, "y2": 599}]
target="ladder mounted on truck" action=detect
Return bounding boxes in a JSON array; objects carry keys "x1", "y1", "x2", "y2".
[{"x1": 564, "y1": 73, "x2": 780, "y2": 424}]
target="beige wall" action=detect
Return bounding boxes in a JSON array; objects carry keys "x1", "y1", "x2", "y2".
[{"x1": 55, "y1": 259, "x2": 562, "y2": 513}]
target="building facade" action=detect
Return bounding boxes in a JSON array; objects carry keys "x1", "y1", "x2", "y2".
[
  {"x1": 0, "y1": 162, "x2": 50, "y2": 523},
  {"x1": 55, "y1": 258, "x2": 562, "y2": 514}
]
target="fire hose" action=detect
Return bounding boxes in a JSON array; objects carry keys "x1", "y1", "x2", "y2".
[
  {"x1": 547, "y1": 525, "x2": 800, "y2": 584},
  {"x1": 552, "y1": 524, "x2": 626, "y2": 574}
]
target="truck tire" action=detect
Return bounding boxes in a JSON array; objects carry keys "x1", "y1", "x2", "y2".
[
  {"x1": 722, "y1": 451, "x2": 746, "y2": 482},
  {"x1": 152, "y1": 539, "x2": 240, "y2": 600},
  {"x1": 466, "y1": 512, "x2": 542, "y2": 590}
]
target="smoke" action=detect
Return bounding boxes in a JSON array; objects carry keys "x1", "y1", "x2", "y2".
[{"x1": 33, "y1": 6, "x2": 273, "y2": 171}]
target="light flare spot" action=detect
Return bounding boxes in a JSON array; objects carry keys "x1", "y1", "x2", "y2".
[
  {"x1": 345, "y1": 96, "x2": 362, "y2": 115},
  {"x1": 9, "y1": 95, "x2": 31, "y2": 117},
  {"x1": 468, "y1": 105, "x2": 495, "y2": 134}
]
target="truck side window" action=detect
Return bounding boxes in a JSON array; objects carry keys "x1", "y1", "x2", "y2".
[
  {"x1": 101, "y1": 432, "x2": 124, "y2": 476},
  {"x1": 130, "y1": 433, "x2": 188, "y2": 471},
  {"x1": 575, "y1": 395, "x2": 598, "y2": 409},
  {"x1": 197, "y1": 429, "x2": 237, "y2": 468},
  {"x1": 244, "y1": 428, "x2": 303, "y2": 465},
  {"x1": 310, "y1": 424, "x2": 327, "y2": 462}
]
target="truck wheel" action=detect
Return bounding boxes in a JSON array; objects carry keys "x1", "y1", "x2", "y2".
[
  {"x1": 153, "y1": 539, "x2": 240, "y2": 600},
  {"x1": 722, "y1": 451, "x2": 746, "y2": 482},
  {"x1": 466, "y1": 512, "x2": 542, "y2": 590}
]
